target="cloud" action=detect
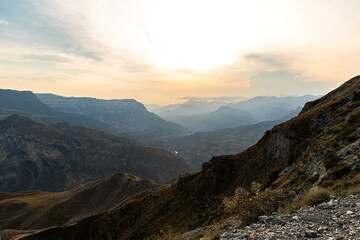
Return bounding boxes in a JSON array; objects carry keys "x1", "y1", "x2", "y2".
[
  {"x1": 248, "y1": 71, "x2": 334, "y2": 96},
  {"x1": 0, "y1": 19, "x2": 8, "y2": 25},
  {"x1": 244, "y1": 53, "x2": 290, "y2": 70}
]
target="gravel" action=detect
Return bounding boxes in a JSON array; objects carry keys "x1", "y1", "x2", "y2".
[{"x1": 219, "y1": 194, "x2": 360, "y2": 240}]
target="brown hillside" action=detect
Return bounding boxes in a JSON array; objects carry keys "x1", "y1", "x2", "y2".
[
  {"x1": 0, "y1": 173, "x2": 161, "y2": 239},
  {"x1": 22, "y1": 76, "x2": 360, "y2": 240}
]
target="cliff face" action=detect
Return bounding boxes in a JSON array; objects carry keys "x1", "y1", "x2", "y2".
[
  {"x1": 0, "y1": 115, "x2": 192, "y2": 192},
  {"x1": 23, "y1": 76, "x2": 360, "y2": 240}
]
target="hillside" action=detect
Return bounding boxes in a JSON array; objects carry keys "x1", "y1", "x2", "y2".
[
  {"x1": 0, "y1": 173, "x2": 161, "y2": 239},
  {"x1": 0, "y1": 115, "x2": 192, "y2": 192},
  {"x1": 171, "y1": 120, "x2": 281, "y2": 169},
  {"x1": 21, "y1": 76, "x2": 360, "y2": 240},
  {"x1": 0, "y1": 89, "x2": 112, "y2": 132},
  {"x1": 36, "y1": 94, "x2": 190, "y2": 139}
]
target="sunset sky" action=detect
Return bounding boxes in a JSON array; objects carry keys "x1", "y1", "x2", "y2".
[{"x1": 0, "y1": 0, "x2": 359, "y2": 104}]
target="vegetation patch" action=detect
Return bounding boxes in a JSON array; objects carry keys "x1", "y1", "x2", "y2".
[
  {"x1": 329, "y1": 163, "x2": 351, "y2": 179},
  {"x1": 223, "y1": 183, "x2": 283, "y2": 226},
  {"x1": 307, "y1": 174, "x2": 319, "y2": 184},
  {"x1": 282, "y1": 188, "x2": 331, "y2": 213},
  {"x1": 346, "y1": 186, "x2": 360, "y2": 195},
  {"x1": 352, "y1": 91, "x2": 360, "y2": 101},
  {"x1": 322, "y1": 152, "x2": 340, "y2": 169}
]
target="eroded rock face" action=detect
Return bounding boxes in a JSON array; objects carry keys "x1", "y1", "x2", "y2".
[{"x1": 0, "y1": 114, "x2": 192, "y2": 192}]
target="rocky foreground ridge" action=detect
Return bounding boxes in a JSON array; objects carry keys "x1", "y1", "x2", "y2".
[{"x1": 219, "y1": 194, "x2": 360, "y2": 240}]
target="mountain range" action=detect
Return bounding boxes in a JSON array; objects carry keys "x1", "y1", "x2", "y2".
[
  {"x1": 36, "y1": 93, "x2": 189, "y2": 139},
  {"x1": 151, "y1": 95, "x2": 318, "y2": 132},
  {"x1": 0, "y1": 114, "x2": 191, "y2": 192},
  {"x1": 19, "y1": 76, "x2": 360, "y2": 240}
]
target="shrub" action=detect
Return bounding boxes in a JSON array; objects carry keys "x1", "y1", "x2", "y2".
[
  {"x1": 223, "y1": 183, "x2": 283, "y2": 226},
  {"x1": 352, "y1": 91, "x2": 360, "y2": 101},
  {"x1": 301, "y1": 188, "x2": 330, "y2": 206},
  {"x1": 329, "y1": 163, "x2": 351, "y2": 179},
  {"x1": 307, "y1": 174, "x2": 319, "y2": 183},
  {"x1": 323, "y1": 153, "x2": 339, "y2": 169},
  {"x1": 347, "y1": 135, "x2": 359, "y2": 143}
]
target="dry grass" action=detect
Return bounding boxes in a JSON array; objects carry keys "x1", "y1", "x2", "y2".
[
  {"x1": 281, "y1": 188, "x2": 331, "y2": 213},
  {"x1": 346, "y1": 186, "x2": 360, "y2": 195},
  {"x1": 201, "y1": 228, "x2": 222, "y2": 240}
]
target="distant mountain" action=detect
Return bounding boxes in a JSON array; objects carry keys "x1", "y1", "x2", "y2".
[
  {"x1": 23, "y1": 76, "x2": 360, "y2": 240},
  {"x1": 152, "y1": 99, "x2": 229, "y2": 116},
  {"x1": 228, "y1": 95, "x2": 319, "y2": 122},
  {"x1": 0, "y1": 172, "x2": 161, "y2": 238},
  {"x1": 0, "y1": 114, "x2": 192, "y2": 192},
  {"x1": 171, "y1": 120, "x2": 281, "y2": 169},
  {"x1": 37, "y1": 93, "x2": 189, "y2": 139},
  {"x1": 0, "y1": 89, "x2": 112, "y2": 132},
  {"x1": 160, "y1": 106, "x2": 256, "y2": 132}
]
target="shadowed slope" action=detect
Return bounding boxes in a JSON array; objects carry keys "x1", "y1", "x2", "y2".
[
  {"x1": 0, "y1": 115, "x2": 192, "y2": 192},
  {"x1": 0, "y1": 173, "x2": 161, "y2": 238}
]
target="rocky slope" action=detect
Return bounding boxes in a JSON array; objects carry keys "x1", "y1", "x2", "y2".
[
  {"x1": 0, "y1": 173, "x2": 161, "y2": 239},
  {"x1": 0, "y1": 115, "x2": 192, "y2": 192},
  {"x1": 219, "y1": 194, "x2": 360, "y2": 240},
  {"x1": 21, "y1": 76, "x2": 360, "y2": 240},
  {"x1": 36, "y1": 93, "x2": 189, "y2": 139}
]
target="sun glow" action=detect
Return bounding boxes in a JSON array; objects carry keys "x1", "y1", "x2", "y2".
[
  {"x1": 61, "y1": 0, "x2": 274, "y2": 71},
  {"x1": 144, "y1": 0, "x2": 269, "y2": 70}
]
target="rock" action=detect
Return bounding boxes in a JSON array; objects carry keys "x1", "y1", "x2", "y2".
[{"x1": 305, "y1": 230, "x2": 317, "y2": 238}]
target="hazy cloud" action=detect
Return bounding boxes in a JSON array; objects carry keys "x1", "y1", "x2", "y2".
[
  {"x1": 0, "y1": 19, "x2": 8, "y2": 25},
  {"x1": 249, "y1": 71, "x2": 335, "y2": 96},
  {"x1": 244, "y1": 53, "x2": 290, "y2": 69},
  {"x1": 178, "y1": 96, "x2": 243, "y2": 102}
]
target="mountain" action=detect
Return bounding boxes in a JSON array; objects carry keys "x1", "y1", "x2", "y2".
[
  {"x1": 36, "y1": 93, "x2": 189, "y2": 139},
  {"x1": 171, "y1": 120, "x2": 281, "y2": 169},
  {"x1": 0, "y1": 89, "x2": 113, "y2": 132},
  {"x1": 161, "y1": 106, "x2": 256, "y2": 132},
  {"x1": 0, "y1": 114, "x2": 192, "y2": 192},
  {"x1": 228, "y1": 95, "x2": 319, "y2": 122},
  {"x1": 152, "y1": 100, "x2": 228, "y2": 117},
  {"x1": 22, "y1": 76, "x2": 360, "y2": 240},
  {"x1": 0, "y1": 173, "x2": 161, "y2": 239}
]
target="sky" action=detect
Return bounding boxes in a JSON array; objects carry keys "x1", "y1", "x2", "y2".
[{"x1": 0, "y1": 0, "x2": 359, "y2": 104}]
